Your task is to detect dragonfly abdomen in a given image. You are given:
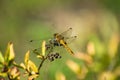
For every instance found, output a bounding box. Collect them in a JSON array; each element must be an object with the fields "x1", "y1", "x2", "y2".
[{"x1": 60, "y1": 40, "x2": 74, "y2": 55}]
